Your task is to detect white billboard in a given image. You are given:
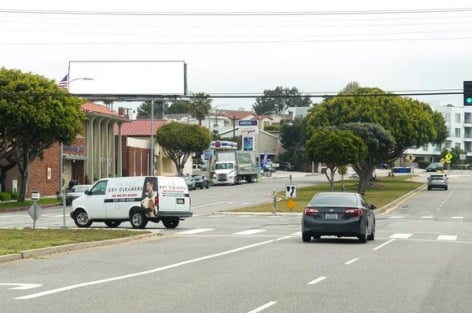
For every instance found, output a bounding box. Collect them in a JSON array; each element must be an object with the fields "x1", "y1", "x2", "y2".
[{"x1": 67, "y1": 60, "x2": 187, "y2": 99}]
